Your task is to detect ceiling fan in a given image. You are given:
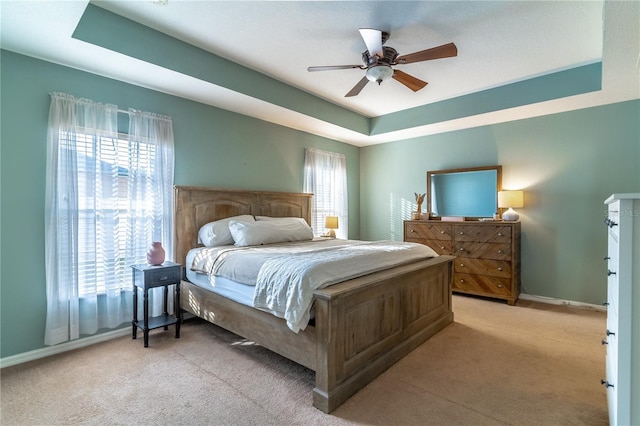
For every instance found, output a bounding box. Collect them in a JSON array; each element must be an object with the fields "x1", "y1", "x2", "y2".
[{"x1": 308, "y1": 28, "x2": 457, "y2": 97}]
